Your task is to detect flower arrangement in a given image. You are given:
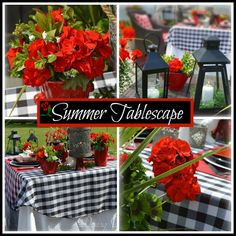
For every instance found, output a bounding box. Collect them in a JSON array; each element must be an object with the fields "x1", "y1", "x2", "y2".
[
  {"x1": 34, "y1": 145, "x2": 60, "y2": 163},
  {"x1": 119, "y1": 127, "x2": 228, "y2": 231},
  {"x1": 162, "y1": 52, "x2": 194, "y2": 76},
  {"x1": 119, "y1": 21, "x2": 143, "y2": 95},
  {"x1": 7, "y1": 6, "x2": 112, "y2": 92},
  {"x1": 45, "y1": 127, "x2": 68, "y2": 144},
  {"x1": 18, "y1": 140, "x2": 37, "y2": 153},
  {"x1": 162, "y1": 52, "x2": 195, "y2": 91},
  {"x1": 90, "y1": 132, "x2": 115, "y2": 151}
]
